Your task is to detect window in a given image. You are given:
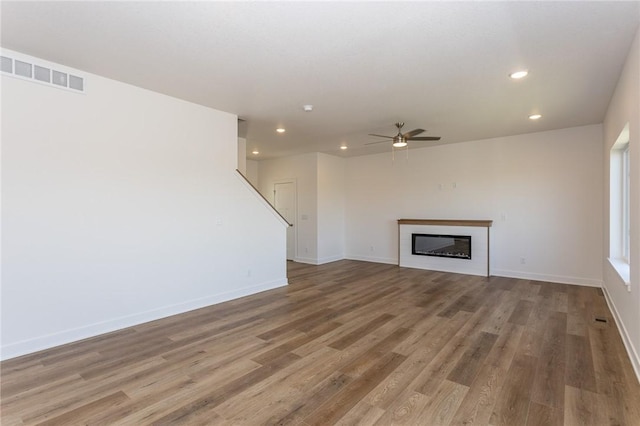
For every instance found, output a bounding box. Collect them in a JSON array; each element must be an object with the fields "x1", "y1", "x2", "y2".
[
  {"x1": 609, "y1": 123, "x2": 630, "y2": 287},
  {"x1": 622, "y1": 144, "x2": 630, "y2": 262}
]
